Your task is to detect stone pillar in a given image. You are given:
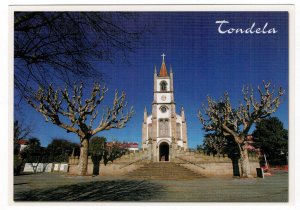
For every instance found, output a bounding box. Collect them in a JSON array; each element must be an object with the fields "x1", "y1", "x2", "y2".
[
  {"x1": 142, "y1": 107, "x2": 148, "y2": 150},
  {"x1": 170, "y1": 68, "x2": 174, "y2": 102},
  {"x1": 170, "y1": 67, "x2": 176, "y2": 145},
  {"x1": 142, "y1": 123, "x2": 147, "y2": 149},
  {"x1": 182, "y1": 122, "x2": 187, "y2": 150},
  {"x1": 151, "y1": 104, "x2": 157, "y2": 137},
  {"x1": 181, "y1": 107, "x2": 188, "y2": 151},
  {"x1": 152, "y1": 142, "x2": 158, "y2": 162},
  {"x1": 153, "y1": 67, "x2": 157, "y2": 103},
  {"x1": 170, "y1": 103, "x2": 177, "y2": 144},
  {"x1": 170, "y1": 141, "x2": 177, "y2": 161},
  {"x1": 147, "y1": 140, "x2": 152, "y2": 160},
  {"x1": 151, "y1": 104, "x2": 157, "y2": 162}
]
